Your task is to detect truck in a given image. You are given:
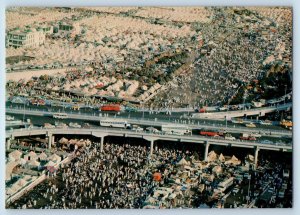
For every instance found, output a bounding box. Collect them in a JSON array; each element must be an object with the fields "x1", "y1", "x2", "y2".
[
  {"x1": 100, "y1": 104, "x2": 121, "y2": 112},
  {"x1": 280, "y1": 120, "x2": 292, "y2": 129},
  {"x1": 161, "y1": 124, "x2": 191, "y2": 135},
  {"x1": 200, "y1": 130, "x2": 219, "y2": 137}
]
